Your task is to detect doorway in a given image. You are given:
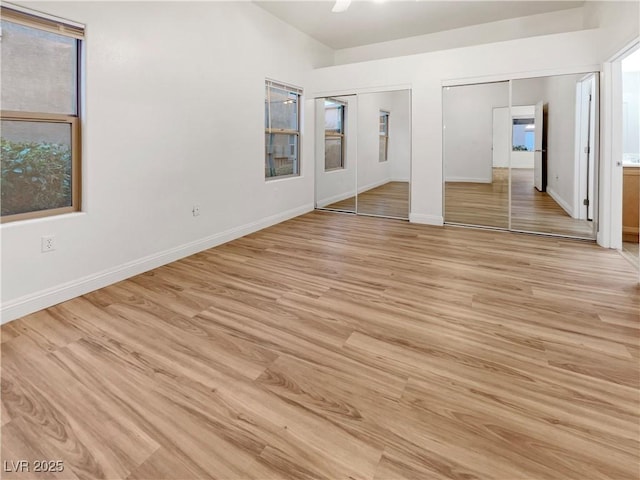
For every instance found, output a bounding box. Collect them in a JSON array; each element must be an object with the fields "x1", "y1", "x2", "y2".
[{"x1": 620, "y1": 48, "x2": 640, "y2": 267}]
